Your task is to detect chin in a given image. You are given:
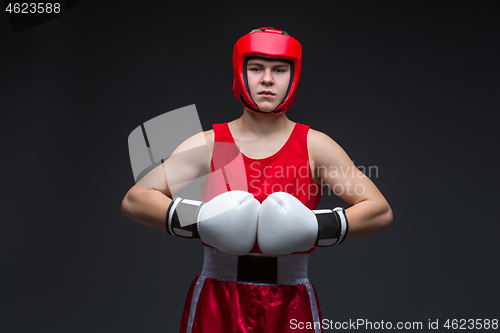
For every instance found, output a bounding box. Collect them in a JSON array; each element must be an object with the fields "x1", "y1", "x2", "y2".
[
  {"x1": 257, "y1": 108, "x2": 275, "y2": 113},
  {"x1": 255, "y1": 103, "x2": 279, "y2": 113}
]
